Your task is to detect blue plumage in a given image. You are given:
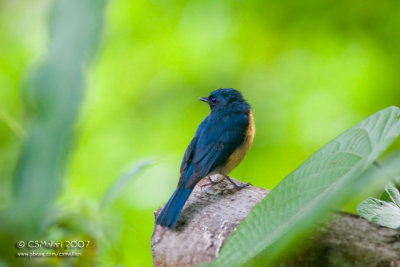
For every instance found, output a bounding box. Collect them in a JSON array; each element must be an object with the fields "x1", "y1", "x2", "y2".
[
  {"x1": 156, "y1": 88, "x2": 252, "y2": 228},
  {"x1": 155, "y1": 186, "x2": 192, "y2": 228}
]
